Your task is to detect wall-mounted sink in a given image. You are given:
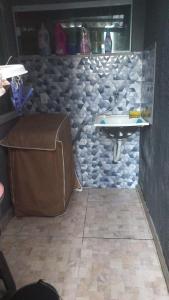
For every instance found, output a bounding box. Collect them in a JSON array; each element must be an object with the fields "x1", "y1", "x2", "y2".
[
  {"x1": 94, "y1": 114, "x2": 149, "y2": 163},
  {"x1": 94, "y1": 114, "x2": 149, "y2": 128}
]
